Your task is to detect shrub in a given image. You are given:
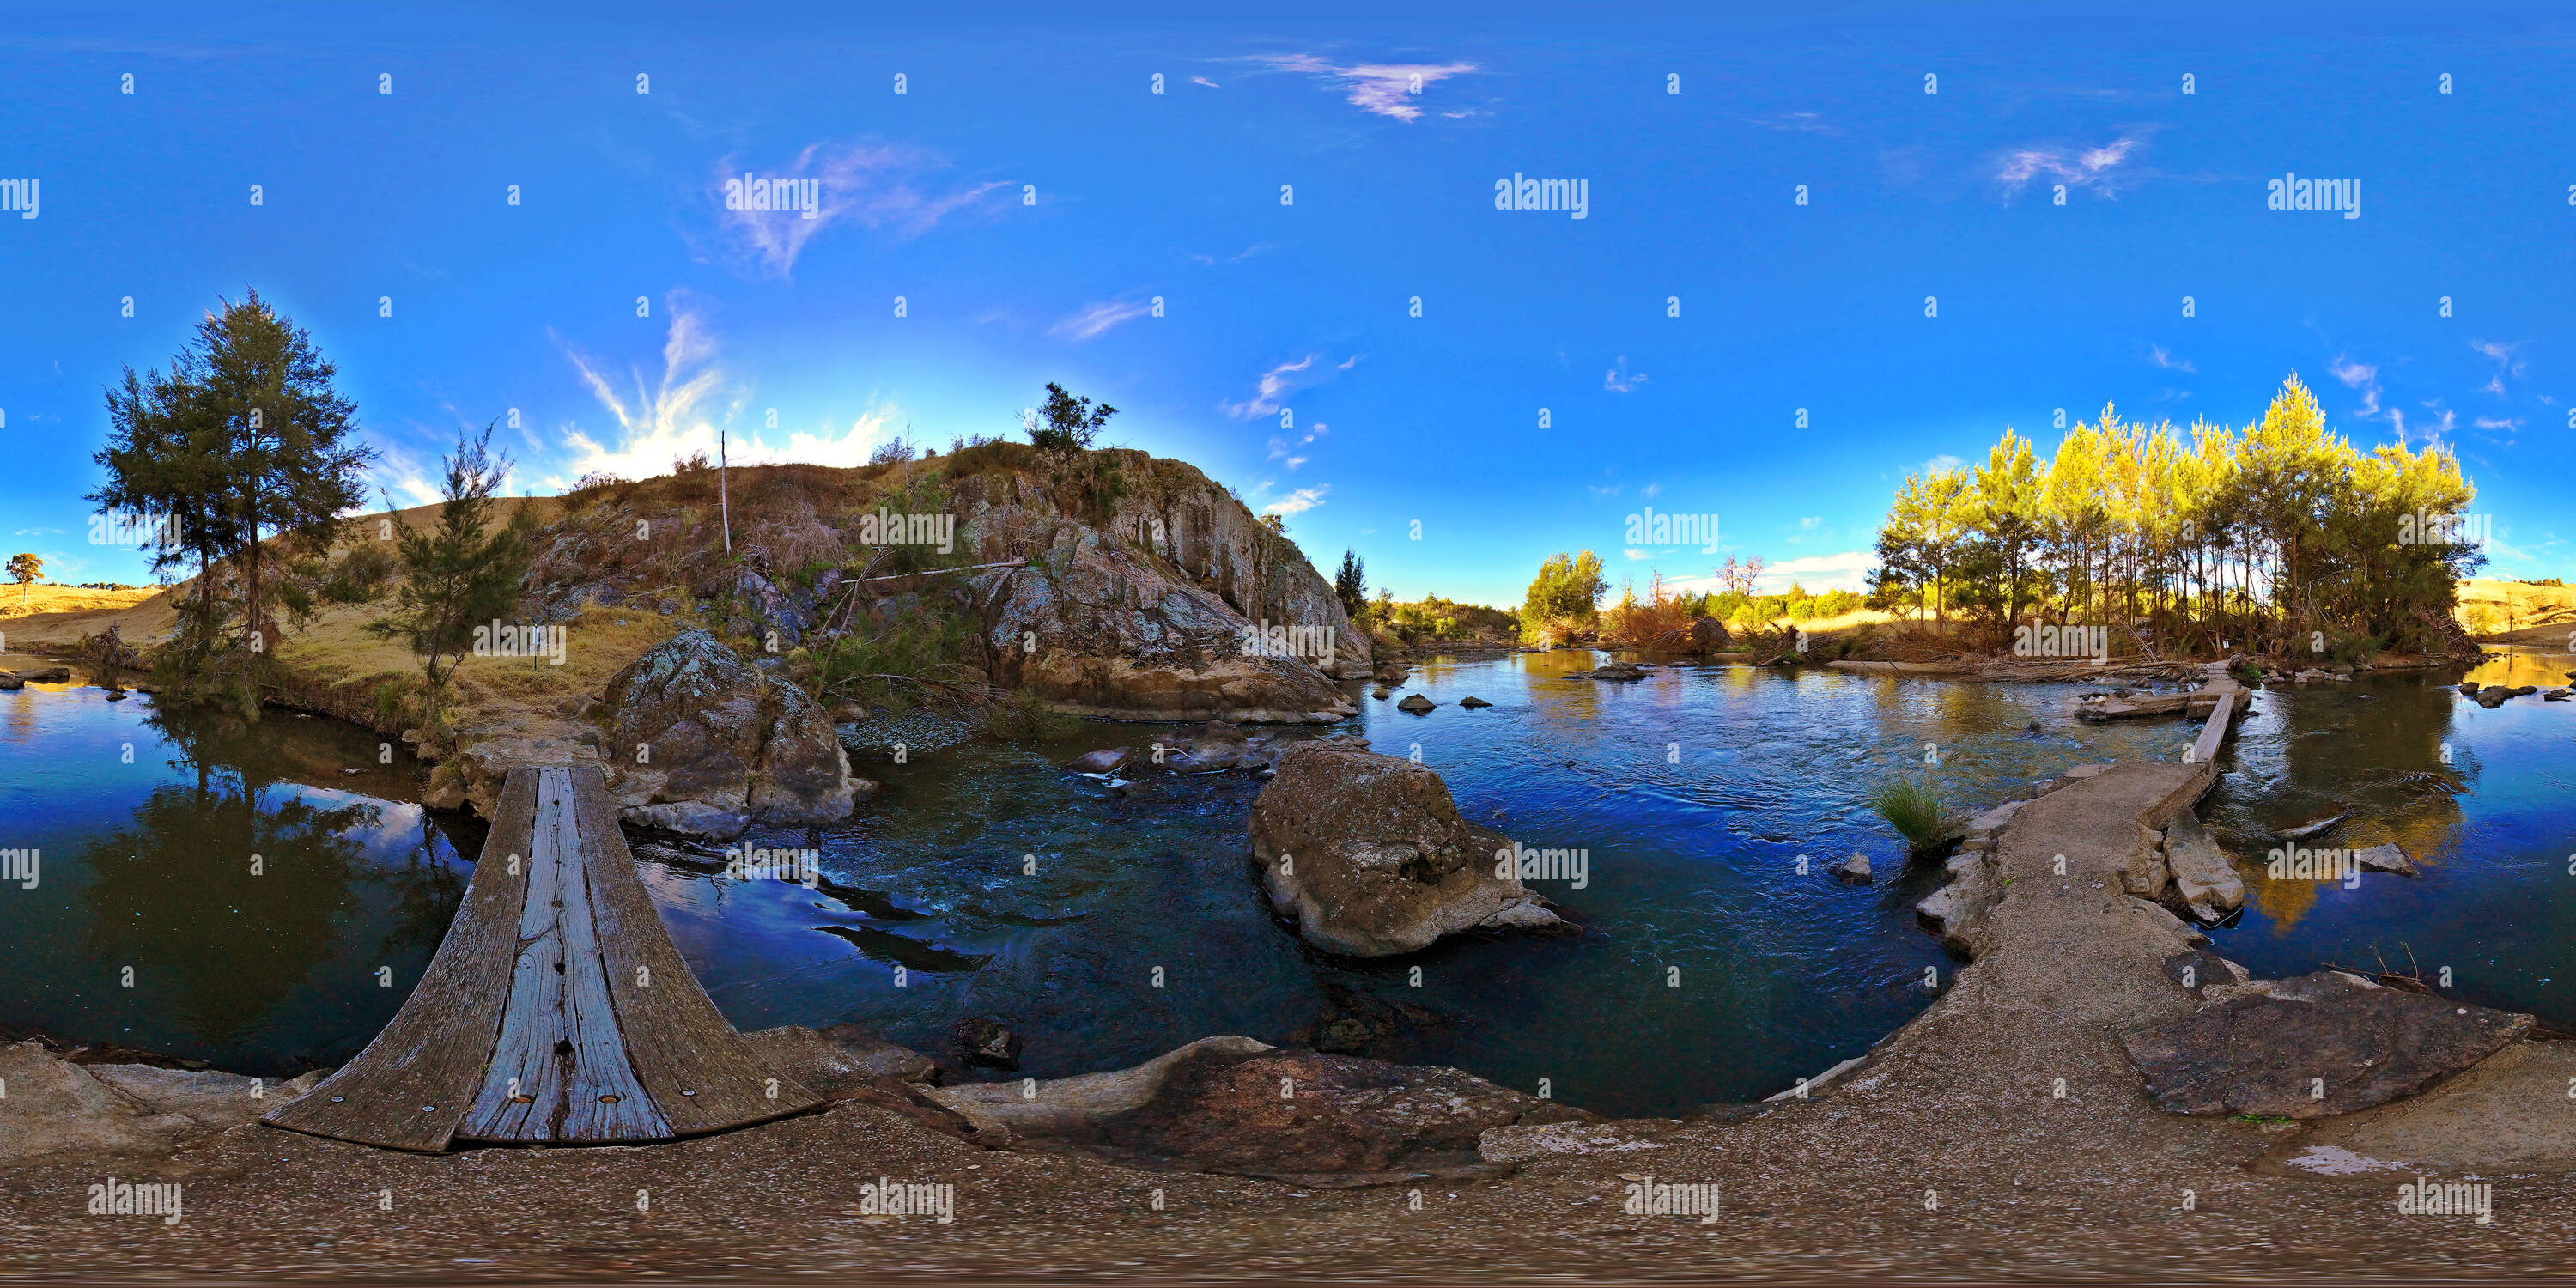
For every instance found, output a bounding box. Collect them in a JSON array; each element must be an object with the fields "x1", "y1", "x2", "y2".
[
  {"x1": 1871, "y1": 775, "x2": 1955, "y2": 851},
  {"x1": 323, "y1": 543, "x2": 398, "y2": 604},
  {"x1": 985, "y1": 686, "x2": 1078, "y2": 740}
]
